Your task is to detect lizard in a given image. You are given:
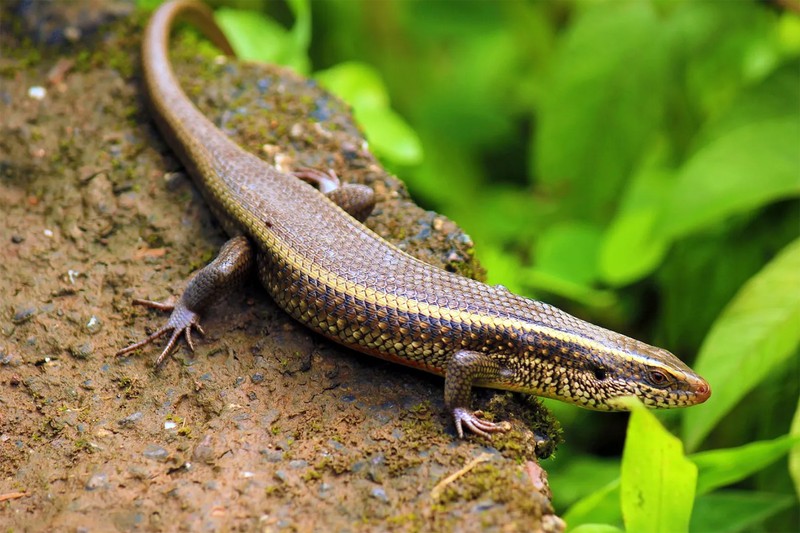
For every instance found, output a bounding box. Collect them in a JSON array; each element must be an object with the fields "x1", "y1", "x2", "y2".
[{"x1": 118, "y1": 0, "x2": 711, "y2": 438}]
